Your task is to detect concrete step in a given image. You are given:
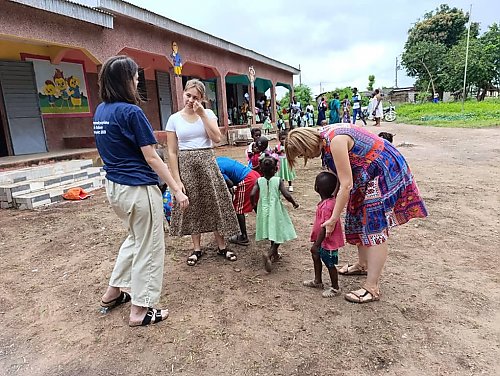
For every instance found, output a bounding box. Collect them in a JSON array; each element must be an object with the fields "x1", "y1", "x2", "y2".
[
  {"x1": 13, "y1": 175, "x2": 106, "y2": 210},
  {"x1": 0, "y1": 167, "x2": 104, "y2": 207},
  {"x1": 0, "y1": 159, "x2": 94, "y2": 184}
]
